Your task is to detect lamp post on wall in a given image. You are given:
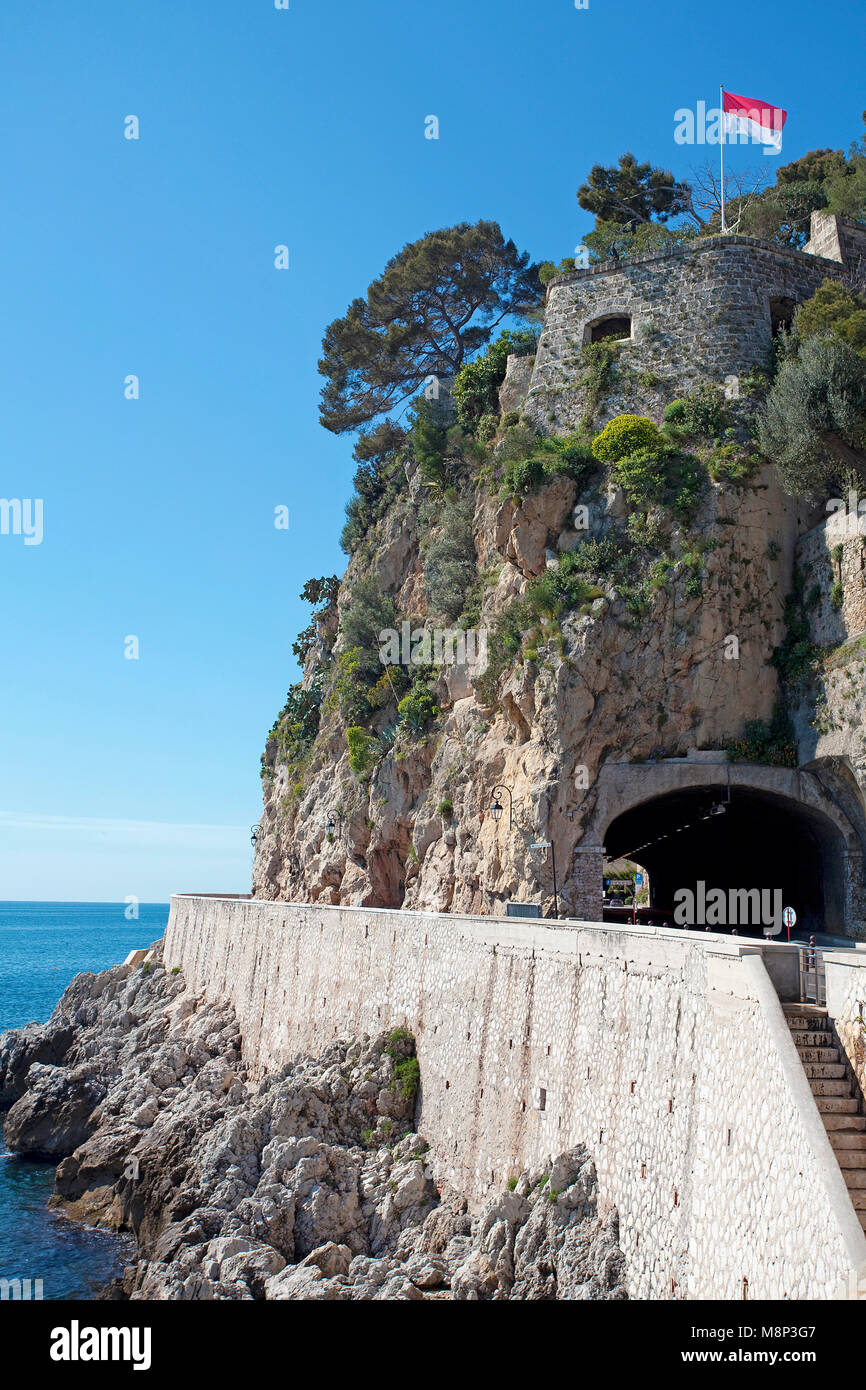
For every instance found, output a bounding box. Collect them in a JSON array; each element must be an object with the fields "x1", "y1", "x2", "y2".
[
  {"x1": 325, "y1": 811, "x2": 347, "y2": 843},
  {"x1": 490, "y1": 784, "x2": 514, "y2": 831}
]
